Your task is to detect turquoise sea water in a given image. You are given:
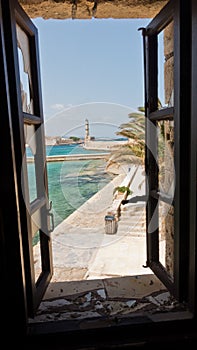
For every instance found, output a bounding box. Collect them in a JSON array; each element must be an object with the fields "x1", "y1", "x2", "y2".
[
  {"x1": 27, "y1": 144, "x2": 114, "y2": 227},
  {"x1": 45, "y1": 143, "x2": 107, "y2": 156}
]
